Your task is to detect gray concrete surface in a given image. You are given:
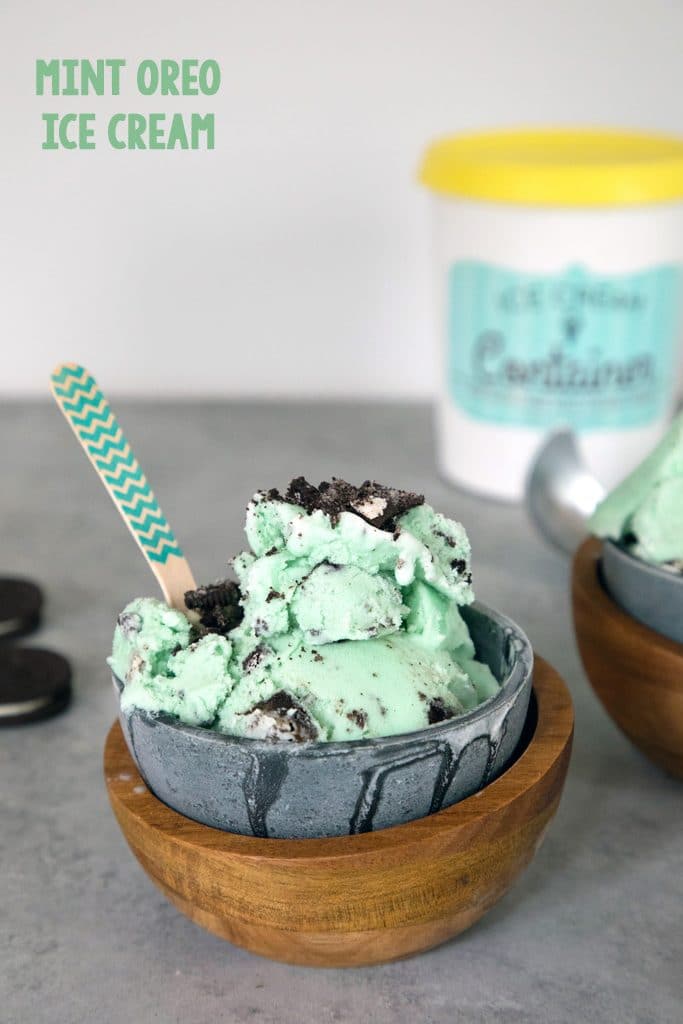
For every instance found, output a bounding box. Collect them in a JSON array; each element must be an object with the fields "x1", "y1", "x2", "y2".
[{"x1": 2, "y1": 401, "x2": 681, "y2": 1024}]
